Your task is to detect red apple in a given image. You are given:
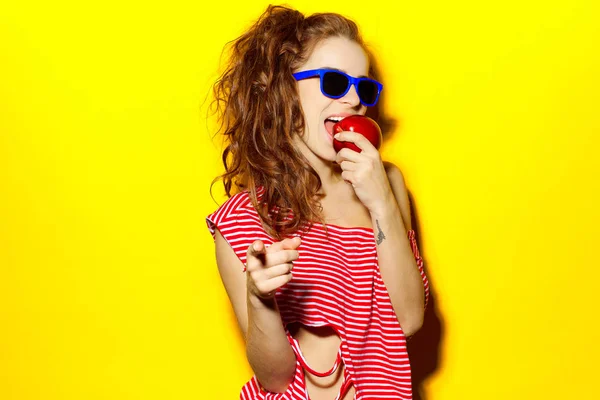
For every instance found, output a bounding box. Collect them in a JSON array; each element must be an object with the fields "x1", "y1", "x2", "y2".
[{"x1": 333, "y1": 115, "x2": 382, "y2": 153}]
